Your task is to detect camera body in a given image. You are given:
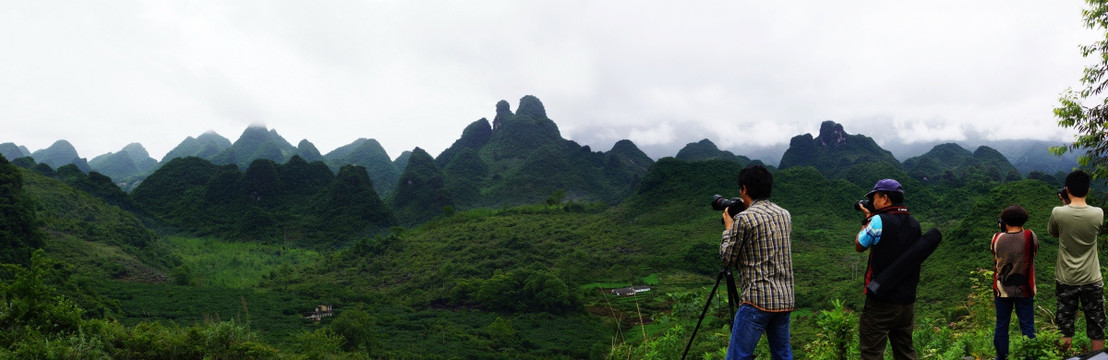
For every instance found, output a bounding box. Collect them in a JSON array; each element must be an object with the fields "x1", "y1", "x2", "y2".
[
  {"x1": 1058, "y1": 187, "x2": 1070, "y2": 204},
  {"x1": 854, "y1": 199, "x2": 875, "y2": 213},
  {"x1": 712, "y1": 195, "x2": 746, "y2": 219}
]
